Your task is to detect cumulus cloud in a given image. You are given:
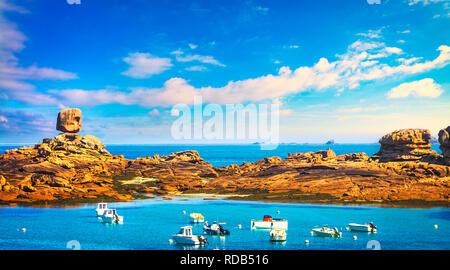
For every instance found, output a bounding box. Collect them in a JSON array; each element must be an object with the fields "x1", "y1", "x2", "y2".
[
  {"x1": 387, "y1": 78, "x2": 443, "y2": 98},
  {"x1": 148, "y1": 109, "x2": 160, "y2": 117},
  {"x1": 0, "y1": 109, "x2": 53, "y2": 137},
  {"x1": 0, "y1": 1, "x2": 77, "y2": 104},
  {"x1": 121, "y1": 52, "x2": 172, "y2": 78},
  {"x1": 5, "y1": 29, "x2": 450, "y2": 108},
  {"x1": 171, "y1": 50, "x2": 225, "y2": 67},
  {"x1": 407, "y1": 0, "x2": 445, "y2": 5}
]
